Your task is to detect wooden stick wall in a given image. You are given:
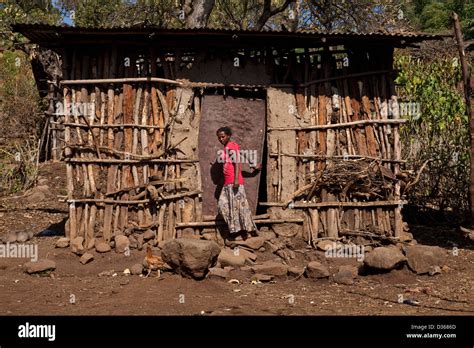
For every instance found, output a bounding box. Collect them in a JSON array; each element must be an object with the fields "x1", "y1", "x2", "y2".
[
  {"x1": 266, "y1": 71, "x2": 404, "y2": 244},
  {"x1": 59, "y1": 47, "x2": 202, "y2": 246}
]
